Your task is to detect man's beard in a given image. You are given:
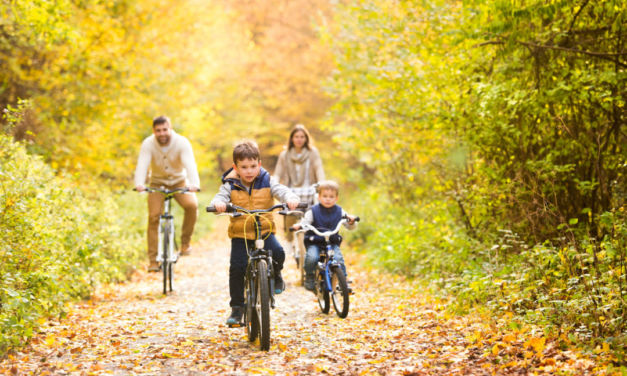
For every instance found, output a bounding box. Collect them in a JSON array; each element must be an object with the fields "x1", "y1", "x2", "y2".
[{"x1": 157, "y1": 135, "x2": 170, "y2": 145}]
